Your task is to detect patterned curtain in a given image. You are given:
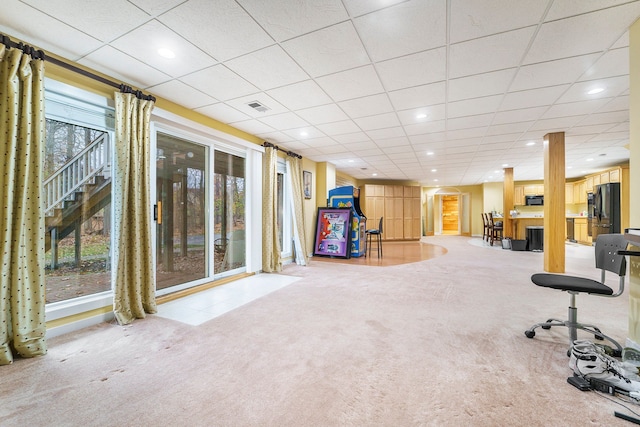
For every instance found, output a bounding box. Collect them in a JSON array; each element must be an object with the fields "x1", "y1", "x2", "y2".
[
  {"x1": 262, "y1": 146, "x2": 282, "y2": 272},
  {"x1": 0, "y1": 46, "x2": 47, "y2": 365},
  {"x1": 112, "y1": 91, "x2": 156, "y2": 325},
  {"x1": 286, "y1": 156, "x2": 309, "y2": 265}
]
